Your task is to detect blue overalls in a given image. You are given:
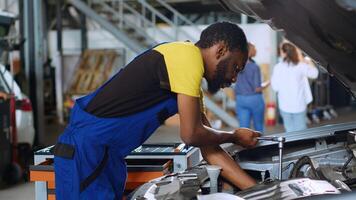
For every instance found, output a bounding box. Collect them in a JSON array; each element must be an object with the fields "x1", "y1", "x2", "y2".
[{"x1": 54, "y1": 70, "x2": 178, "y2": 199}]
